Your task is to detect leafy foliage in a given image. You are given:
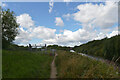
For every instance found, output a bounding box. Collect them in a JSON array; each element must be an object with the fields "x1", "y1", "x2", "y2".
[
  {"x1": 73, "y1": 35, "x2": 120, "y2": 64},
  {"x1": 2, "y1": 9, "x2": 19, "y2": 49}
]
